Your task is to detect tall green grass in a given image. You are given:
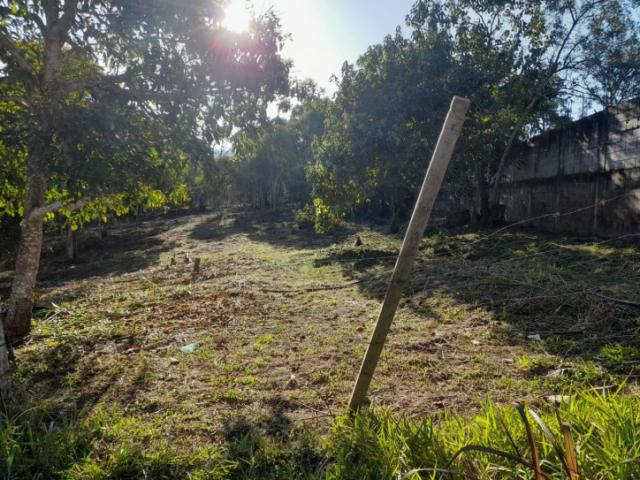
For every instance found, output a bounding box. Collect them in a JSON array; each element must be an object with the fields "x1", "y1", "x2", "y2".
[
  {"x1": 2, "y1": 388, "x2": 639, "y2": 479},
  {"x1": 329, "y1": 388, "x2": 640, "y2": 479}
]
